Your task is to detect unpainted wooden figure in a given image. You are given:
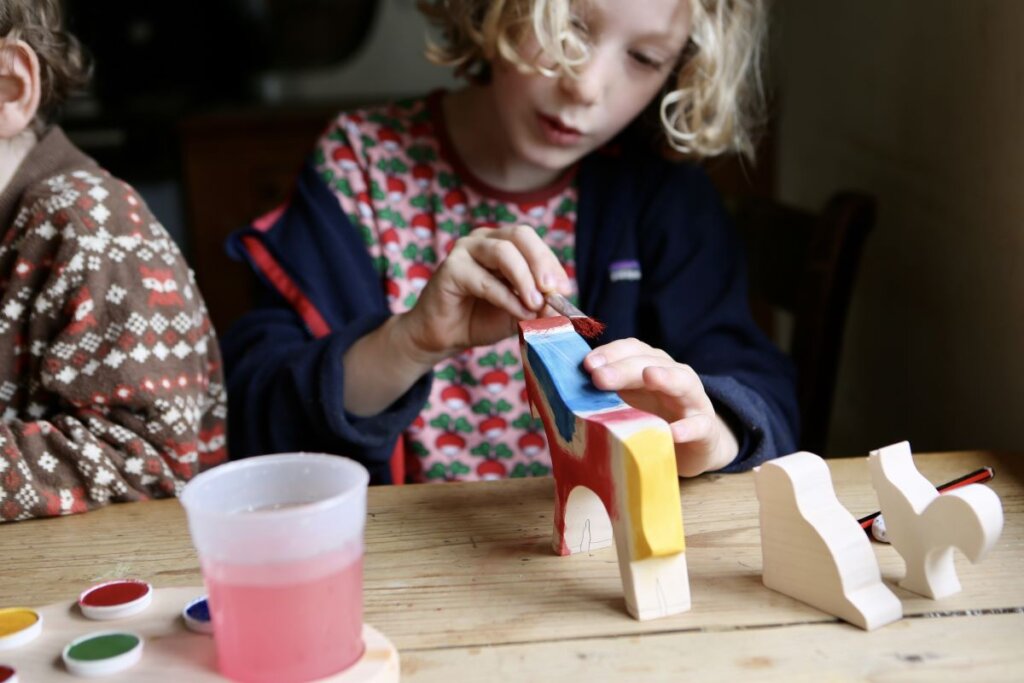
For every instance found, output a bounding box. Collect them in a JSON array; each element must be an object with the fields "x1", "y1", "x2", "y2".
[
  {"x1": 755, "y1": 451, "x2": 902, "y2": 630},
  {"x1": 869, "y1": 441, "x2": 1003, "y2": 600}
]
